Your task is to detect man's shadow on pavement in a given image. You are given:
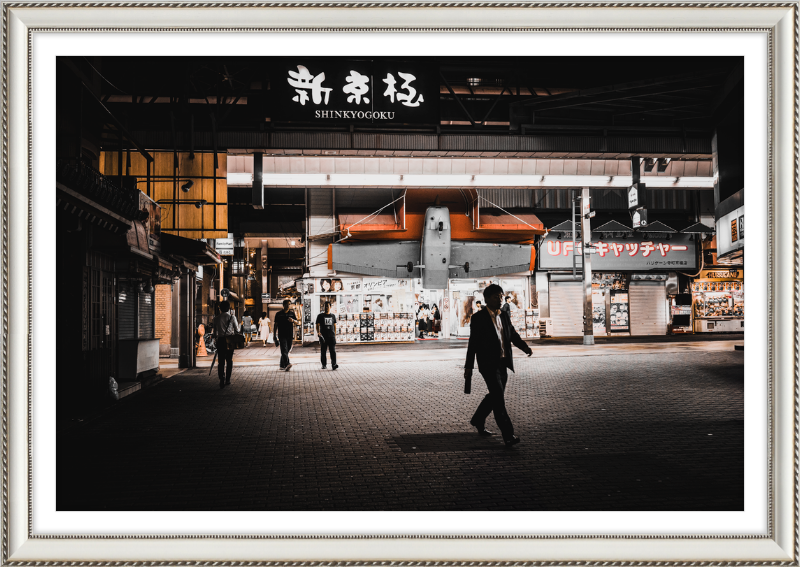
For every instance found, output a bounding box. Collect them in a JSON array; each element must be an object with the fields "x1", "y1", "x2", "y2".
[{"x1": 388, "y1": 432, "x2": 508, "y2": 453}]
